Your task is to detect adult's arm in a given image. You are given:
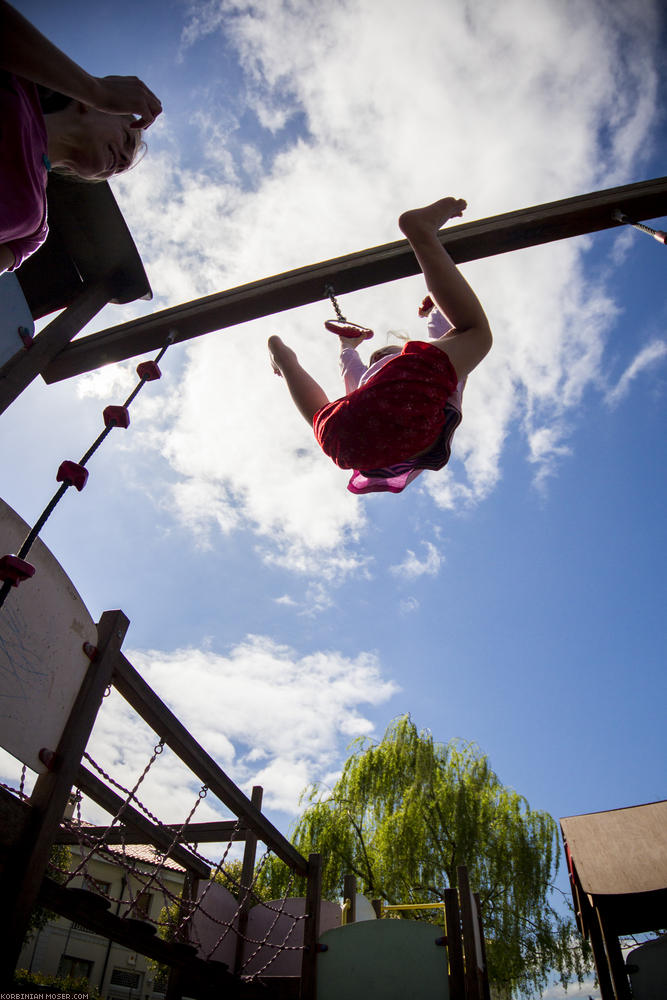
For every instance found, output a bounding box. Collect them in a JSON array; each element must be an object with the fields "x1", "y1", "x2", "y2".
[{"x1": 0, "y1": 1, "x2": 162, "y2": 127}]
